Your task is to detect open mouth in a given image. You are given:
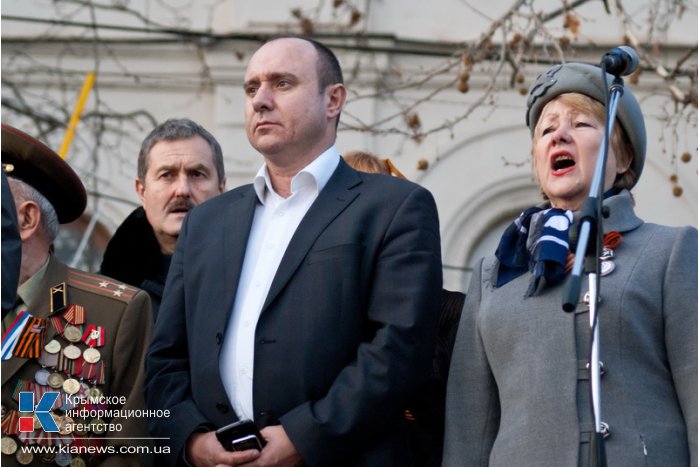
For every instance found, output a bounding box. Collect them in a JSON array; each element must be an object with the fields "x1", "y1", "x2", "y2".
[{"x1": 551, "y1": 154, "x2": 575, "y2": 172}]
